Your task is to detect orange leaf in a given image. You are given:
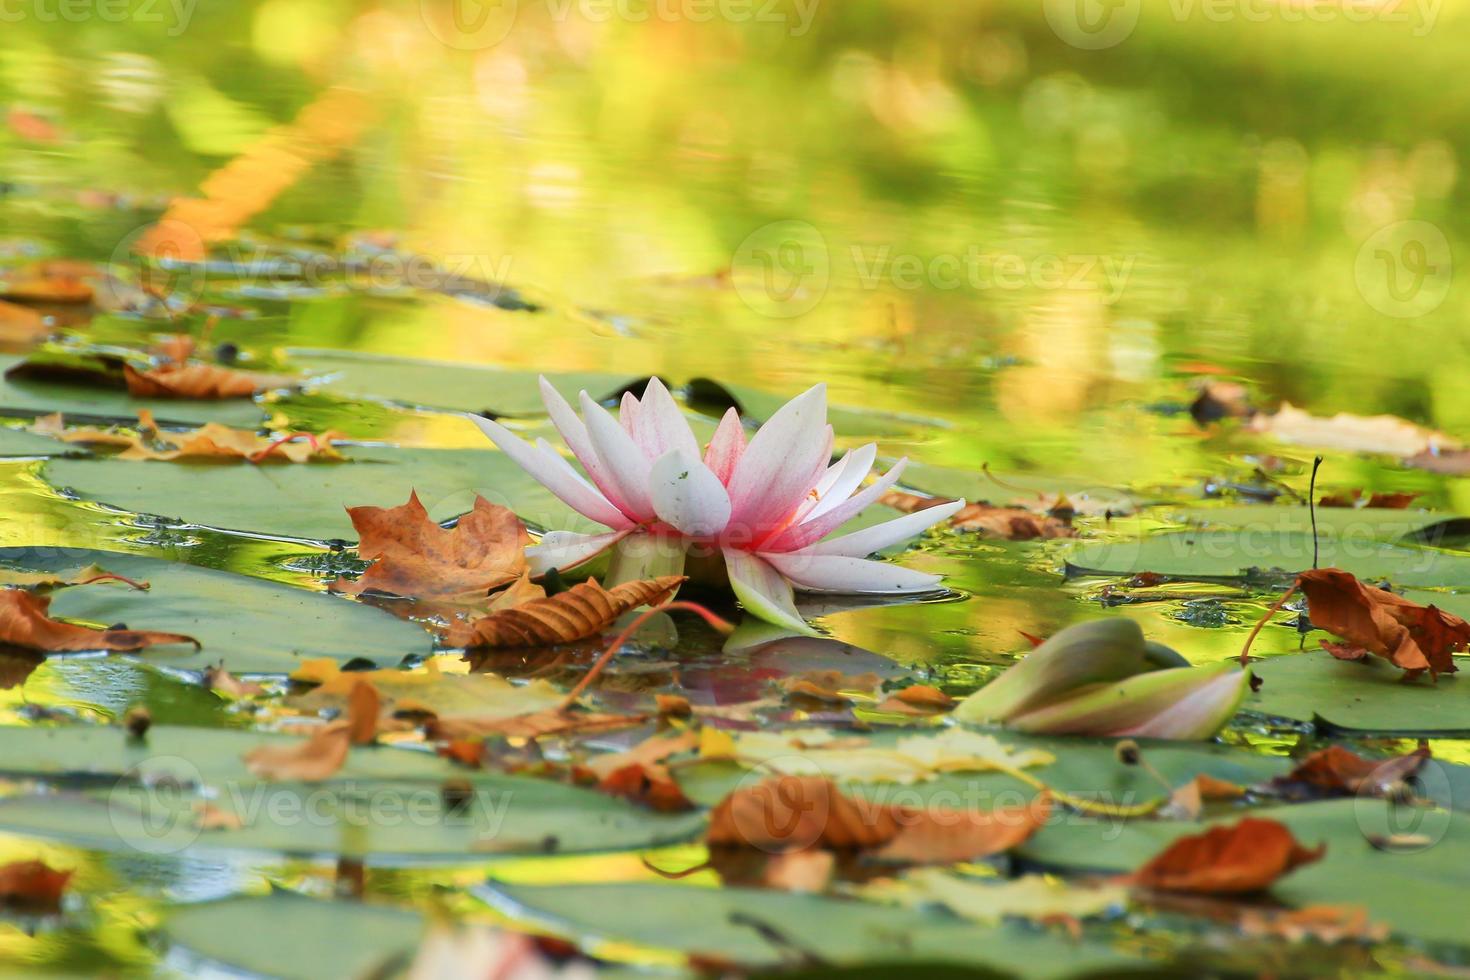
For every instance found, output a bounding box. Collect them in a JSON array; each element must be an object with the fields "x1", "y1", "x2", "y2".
[
  {"x1": 0, "y1": 860, "x2": 72, "y2": 912},
  {"x1": 1239, "y1": 904, "x2": 1388, "y2": 945},
  {"x1": 446, "y1": 576, "x2": 686, "y2": 648},
  {"x1": 0, "y1": 299, "x2": 47, "y2": 345},
  {"x1": 874, "y1": 684, "x2": 955, "y2": 715},
  {"x1": 123, "y1": 362, "x2": 288, "y2": 399},
  {"x1": 243, "y1": 721, "x2": 351, "y2": 781},
  {"x1": 779, "y1": 670, "x2": 881, "y2": 703},
  {"x1": 1129, "y1": 817, "x2": 1324, "y2": 894},
  {"x1": 870, "y1": 794, "x2": 1051, "y2": 864},
  {"x1": 596, "y1": 763, "x2": 695, "y2": 812},
  {"x1": 334, "y1": 493, "x2": 529, "y2": 605},
  {"x1": 877, "y1": 490, "x2": 958, "y2": 514},
  {"x1": 1273, "y1": 745, "x2": 1428, "y2": 798},
  {"x1": 0, "y1": 588, "x2": 198, "y2": 653},
  {"x1": 0, "y1": 265, "x2": 93, "y2": 303},
  {"x1": 427, "y1": 709, "x2": 647, "y2": 741},
  {"x1": 951, "y1": 503, "x2": 1075, "y2": 539},
  {"x1": 346, "y1": 679, "x2": 380, "y2": 745},
  {"x1": 33, "y1": 412, "x2": 342, "y2": 464},
  {"x1": 1299, "y1": 567, "x2": 1467, "y2": 679}
]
